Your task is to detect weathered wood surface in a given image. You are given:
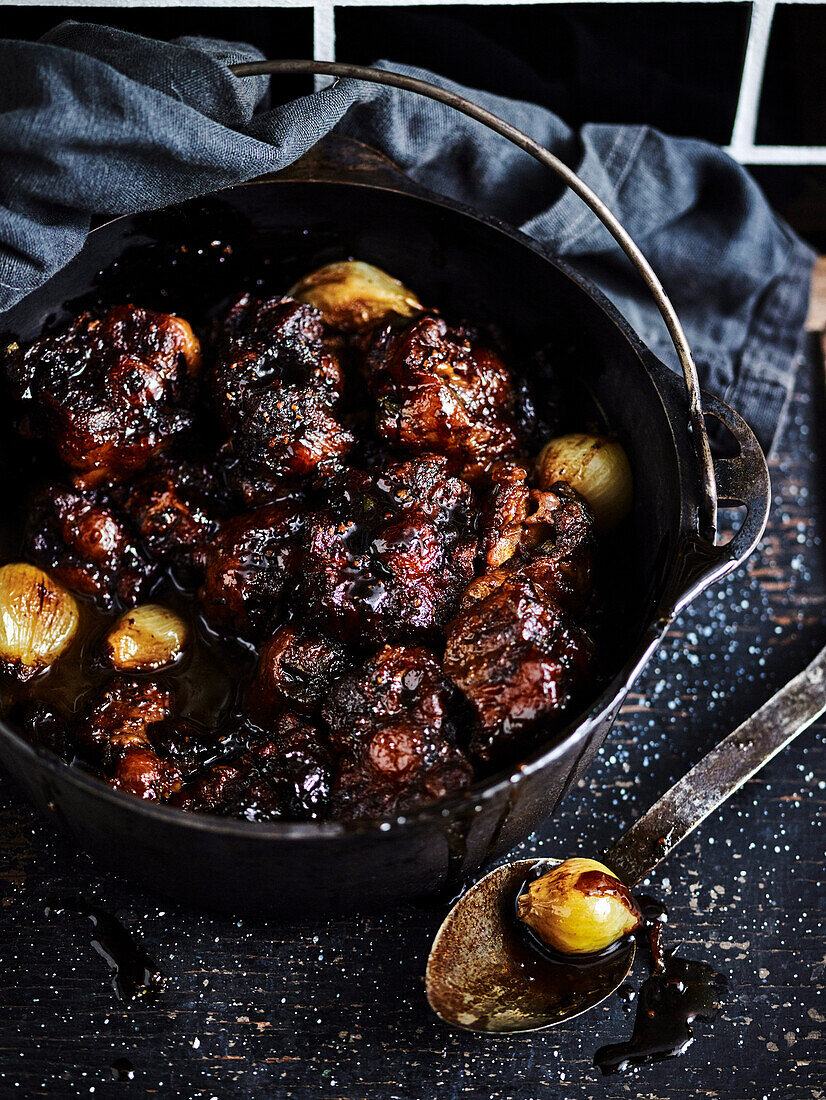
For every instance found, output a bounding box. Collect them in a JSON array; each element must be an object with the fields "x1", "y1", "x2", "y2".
[
  {"x1": 806, "y1": 256, "x2": 826, "y2": 331},
  {"x1": 0, "y1": 338, "x2": 824, "y2": 1099}
]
